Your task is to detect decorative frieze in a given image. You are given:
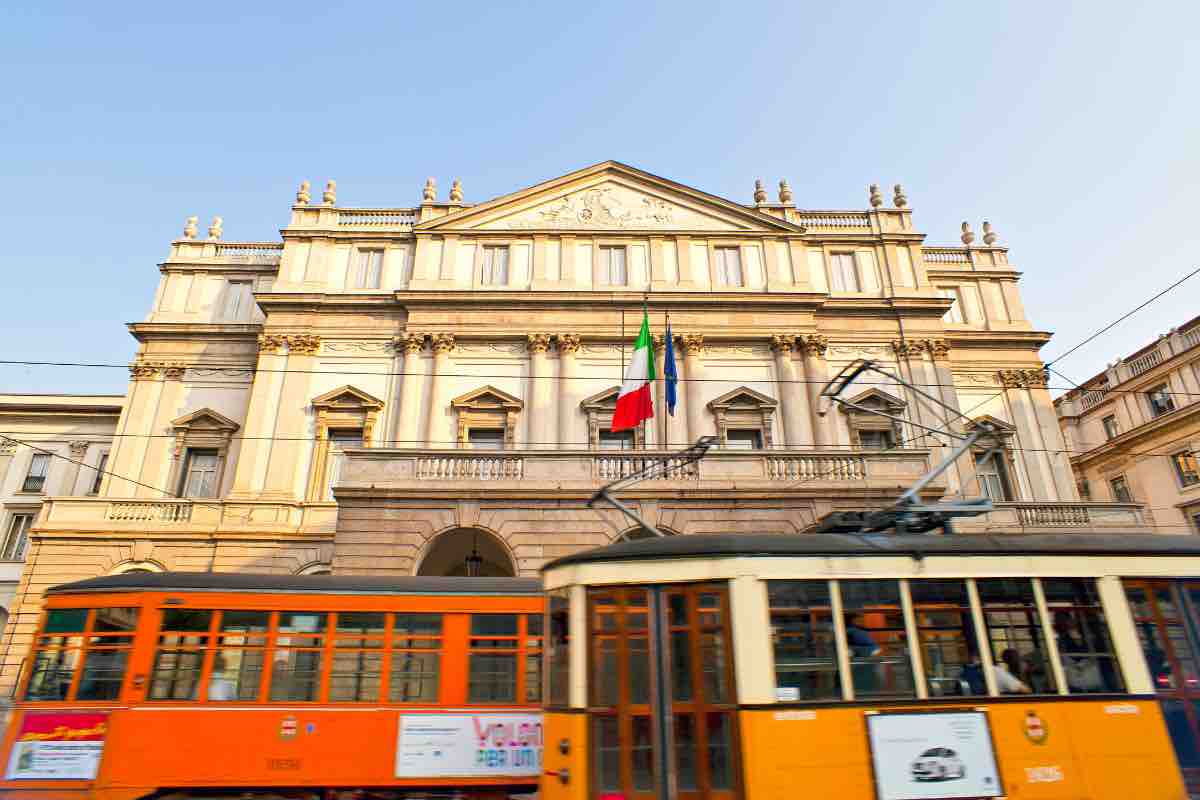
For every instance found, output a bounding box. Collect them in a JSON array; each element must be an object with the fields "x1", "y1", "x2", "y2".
[
  {"x1": 323, "y1": 340, "x2": 394, "y2": 353},
  {"x1": 997, "y1": 368, "x2": 1049, "y2": 389}
]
